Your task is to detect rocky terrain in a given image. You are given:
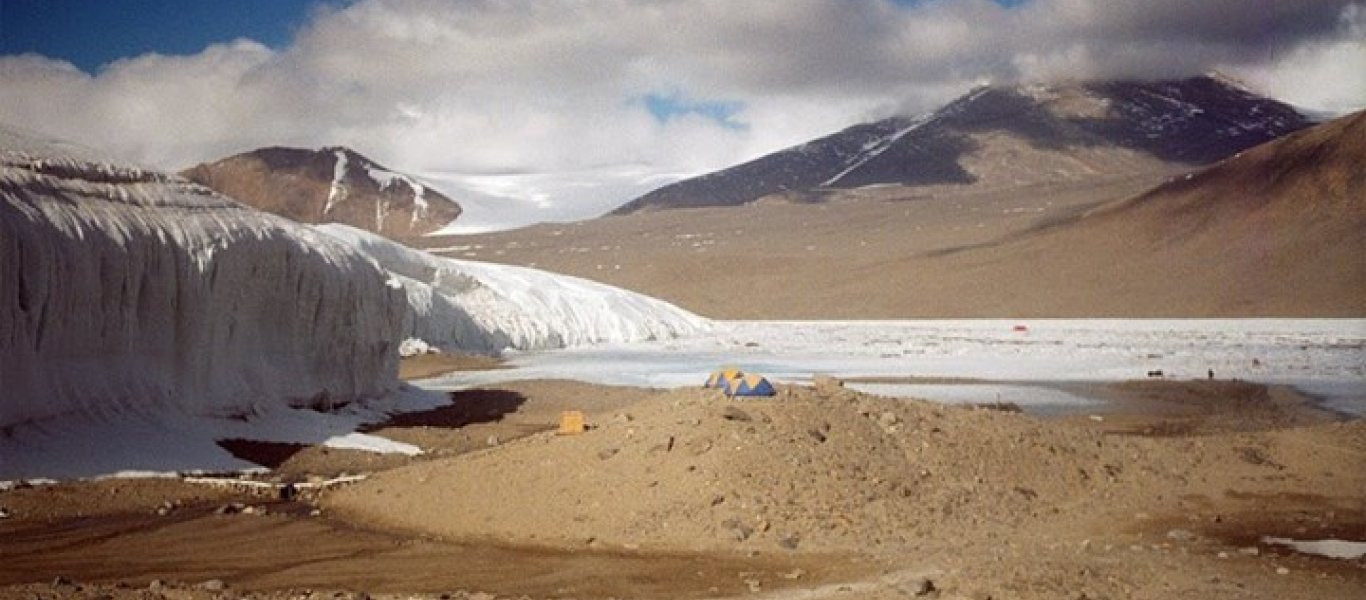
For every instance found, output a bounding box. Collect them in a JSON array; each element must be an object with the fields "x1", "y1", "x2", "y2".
[
  {"x1": 3, "y1": 377, "x2": 1362, "y2": 599},
  {"x1": 183, "y1": 146, "x2": 462, "y2": 239},
  {"x1": 613, "y1": 75, "x2": 1307, "y2": 214}
]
